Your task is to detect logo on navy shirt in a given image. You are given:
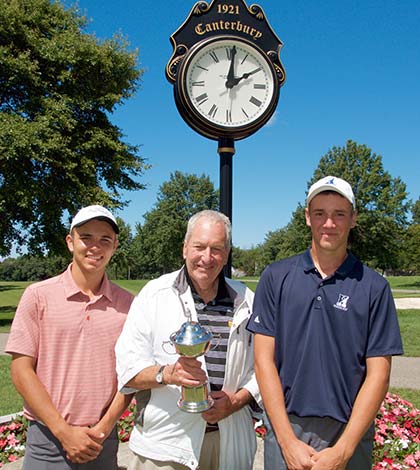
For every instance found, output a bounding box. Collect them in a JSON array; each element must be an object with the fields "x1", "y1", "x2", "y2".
[{"x1": 334, "y1": 294, "x2": 350, "y2": 311}]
